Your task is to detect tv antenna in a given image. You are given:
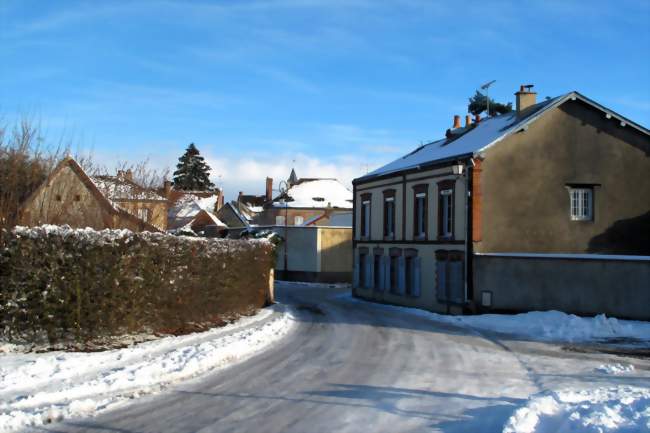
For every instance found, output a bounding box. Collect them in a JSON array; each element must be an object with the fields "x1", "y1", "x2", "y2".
[{"x1": 480, "y1": 80, "x2": 496, "y2": 117}]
